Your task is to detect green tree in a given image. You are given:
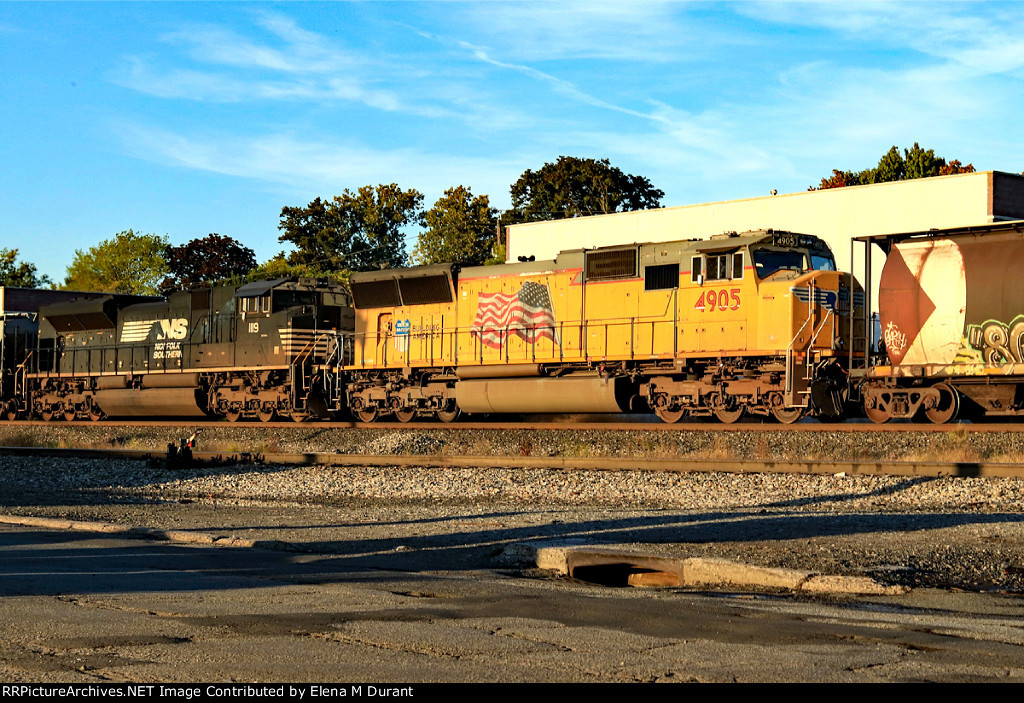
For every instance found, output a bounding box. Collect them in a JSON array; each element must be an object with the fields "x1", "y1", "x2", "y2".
[
  {"x1": 248, "y1": 252, "x2": 303, "y2": 280},
  {"x1": 0, "y1": 249, "x2": 51, "y2": 288},
  {"x1": 279, "y1": 184, "x2": 423, "y2": 272},
  {"x1": 412, "y1": 186, "x2": 499, "y2": 266},
  {"x1": 811, "y1": 143, "x2": 976, "y2": 190},
  {"x1": 872, "y1": 145, "x2": 906, "y2": 183},
  {"x1": 903, "y1": 143, "x2": 945, "y2": 180},
  {"x1": 505, "y1": 156, "x2": 664, "y2": 224},
  {"x1": 63, "y1": 230, "x2": 169, "y2": 295},
  {"x1": 276, "y1": 197, "x2": 338, "y2": 271},
  {"x1": 484, "y1": 242, "x2": 506, "y2": 266},
  {"x1": 162, "y1": 234, "x2": 257, "y2": 291},
  {"x1": 243, "y1": 252, "x2": 348, "y2": 285}
]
